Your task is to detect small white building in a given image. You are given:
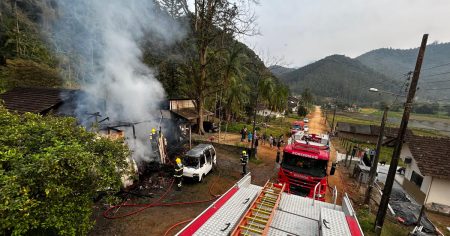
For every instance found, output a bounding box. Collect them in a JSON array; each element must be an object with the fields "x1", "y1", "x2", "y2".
[
  {"x1": 400, "y1": 135, "x2": 450, "y2": 208},
  {"x1": 257, "y1": 108, "x2": 285, "y2": 118}
]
